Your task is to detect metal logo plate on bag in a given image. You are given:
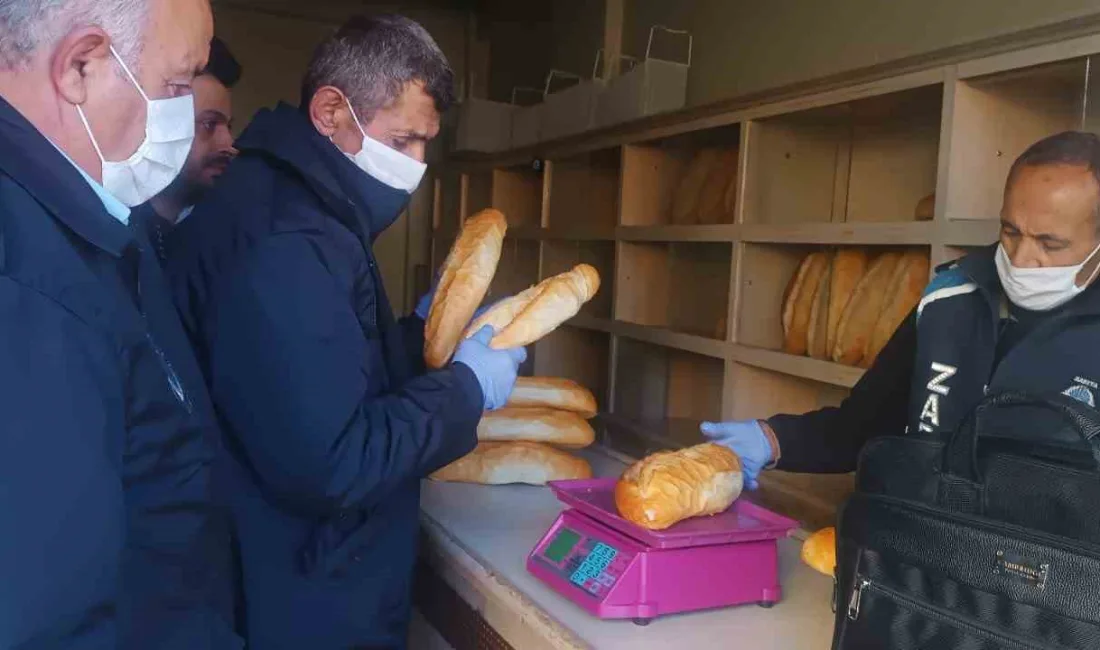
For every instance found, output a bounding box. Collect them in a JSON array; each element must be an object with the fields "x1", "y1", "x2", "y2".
[{"x1": 993, "y1": 550, "x2": 1049, "y2": 590}]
